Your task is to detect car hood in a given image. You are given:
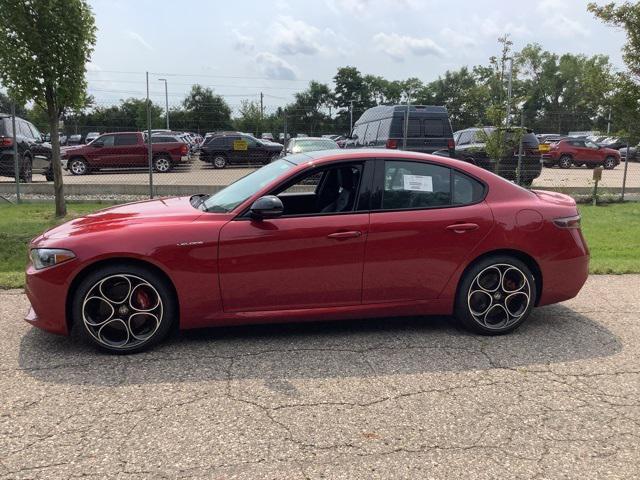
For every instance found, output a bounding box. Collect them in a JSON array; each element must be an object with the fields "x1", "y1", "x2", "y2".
[{"x1": 34, "y1": 196, "x2": 205, "y2": 242}]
